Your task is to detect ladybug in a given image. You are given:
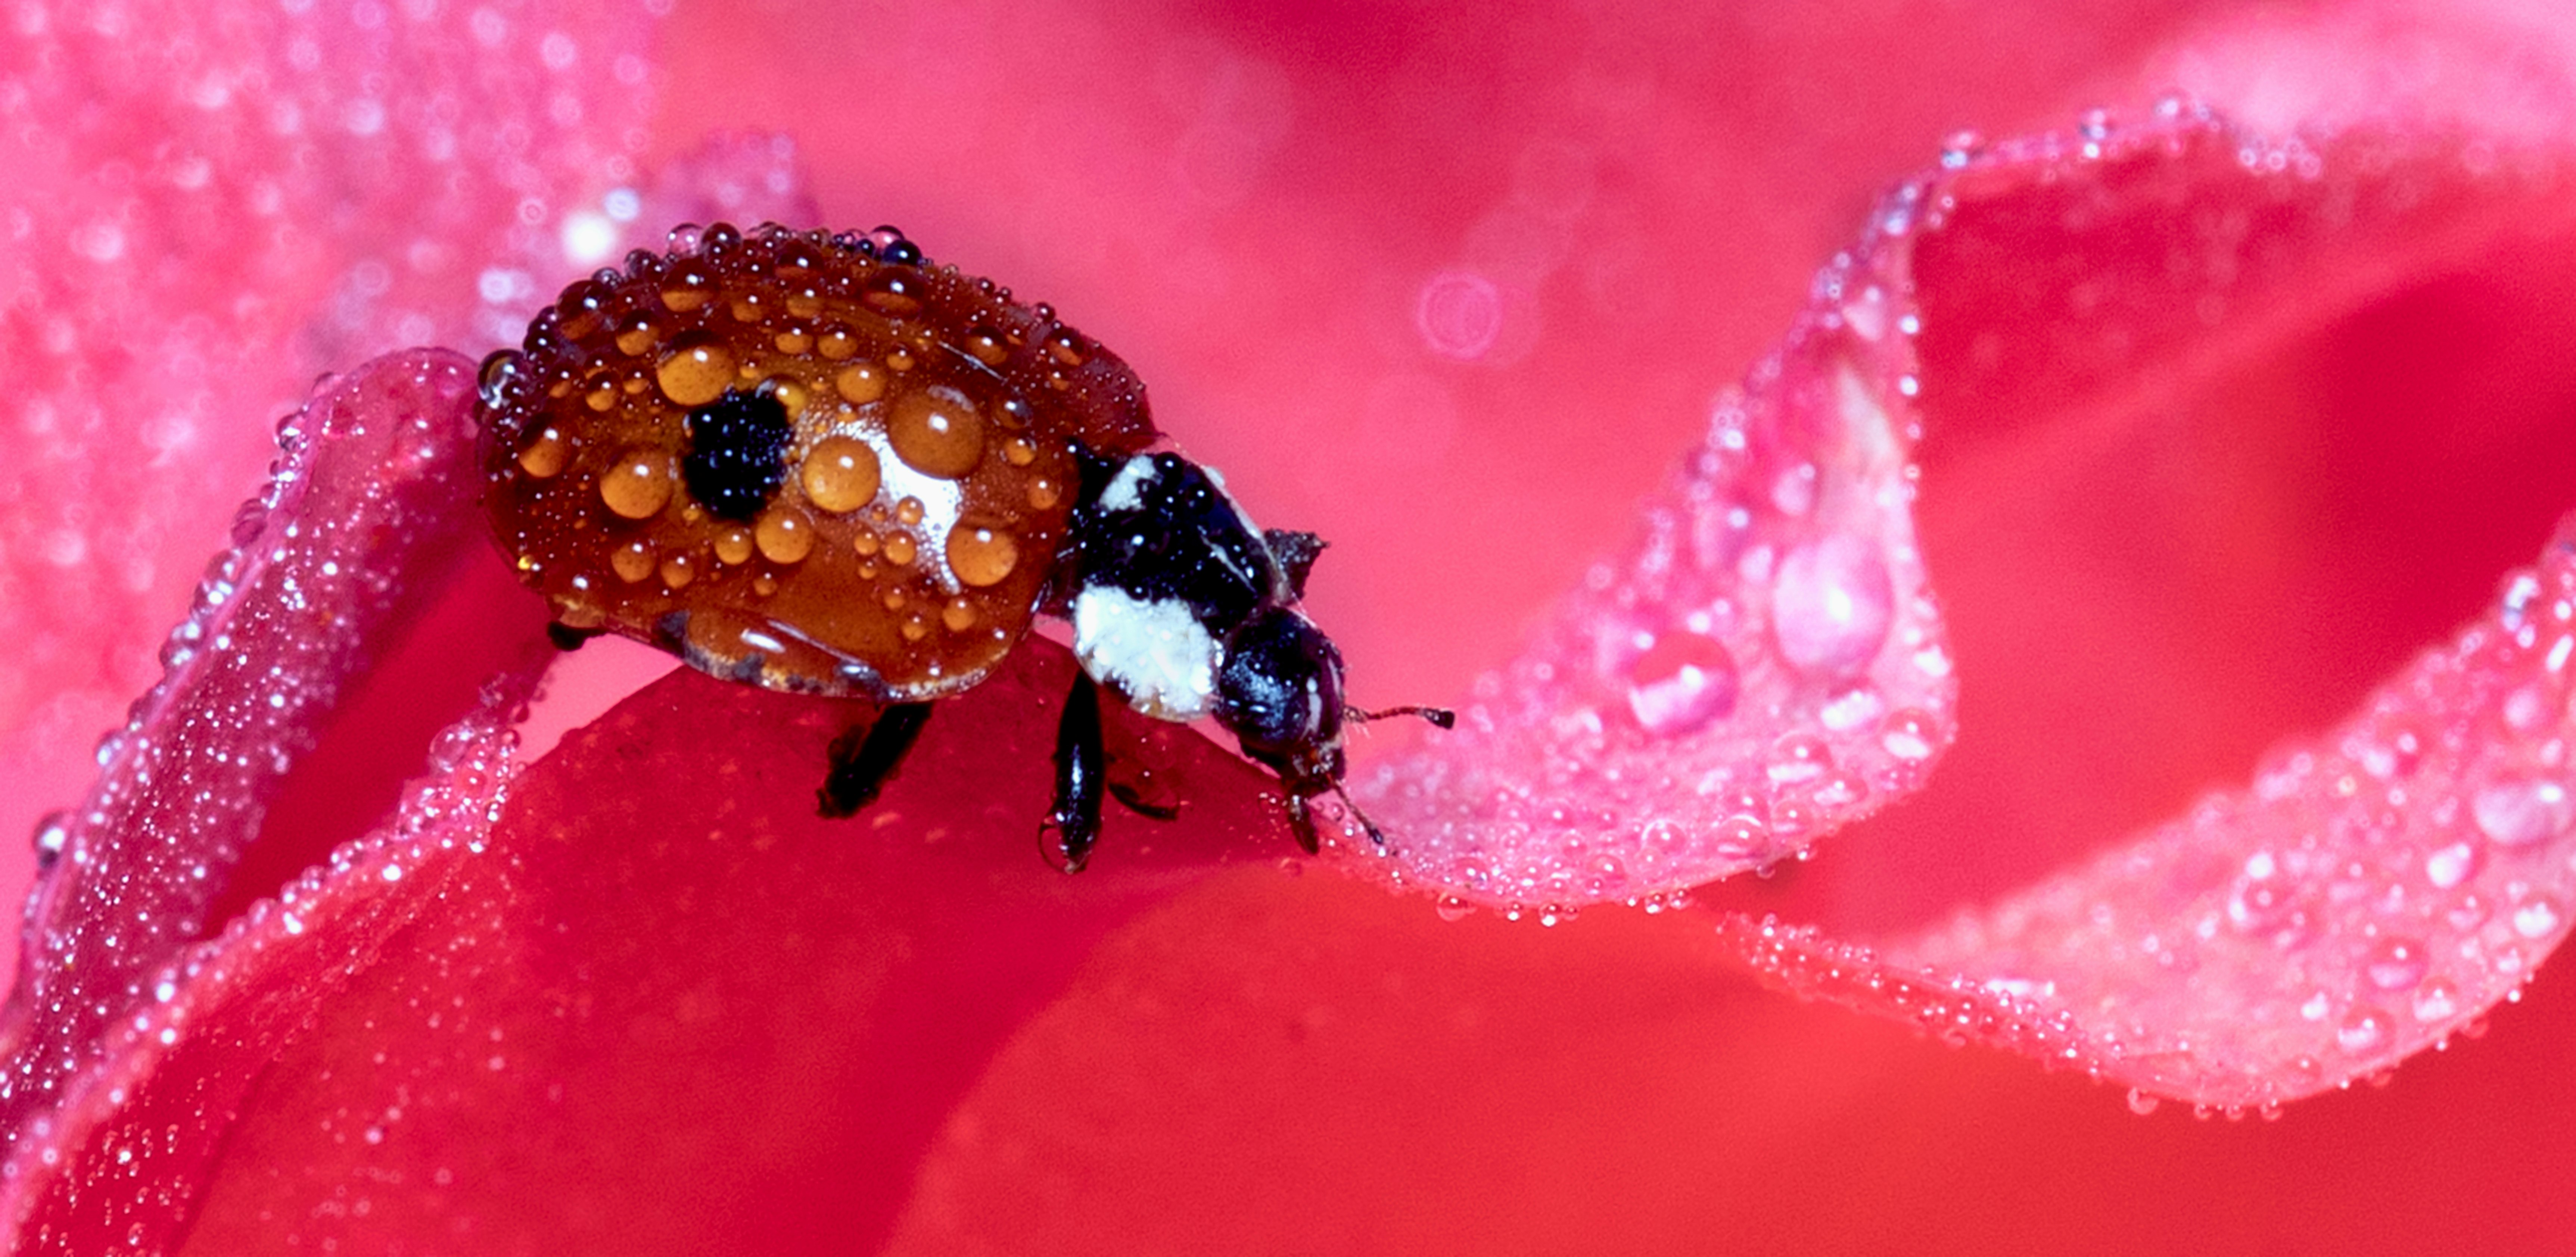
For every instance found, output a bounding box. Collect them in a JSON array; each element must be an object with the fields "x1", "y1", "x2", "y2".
[{"x1": 475, "y1": 222, "x2": 1449, "y2": 869}]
